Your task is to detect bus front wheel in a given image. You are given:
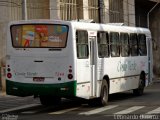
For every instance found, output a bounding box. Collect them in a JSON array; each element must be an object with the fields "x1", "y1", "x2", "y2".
[
  {"x1": 98, "y1": 80, "x2": 109, "y2": 106},
  {"x1": 88, "y1": 80, "x2": 109, "y2": 106}
]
